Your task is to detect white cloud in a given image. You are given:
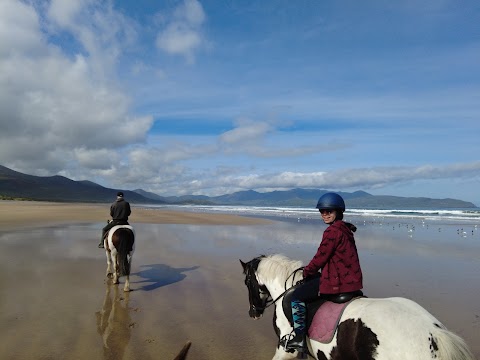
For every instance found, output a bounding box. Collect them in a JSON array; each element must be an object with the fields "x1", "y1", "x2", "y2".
[
  {"x1": 0, "y1": 0, "x2": 153, "y2": 175},
  {"x1": 178, "y1": 0, "x2": 206, "y2": 25},
  {"x1": 46, "y1": 0, "x2": 138, "y2": 80},
  {"x1": 155, "y1": 0, "x2": 207, "y2": 63},
  {"x1": 47, "y1": 0, "x2": 87, "y2": 28},
  {"x1": 157, "y1": 24, "x2": 201, "y2": 56},
  {"x1": 0, "y1": 0, "x2": 45, "y2": 57},
  {"x1": 139, "y1": 161, "x2": 480, "y2": 197},
  {"x1": 220, "y1": 119, "x2": 273, "y2": 144},
  {"x1": 74, "y1": 148, "x2": 119, "y2": 169}
]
